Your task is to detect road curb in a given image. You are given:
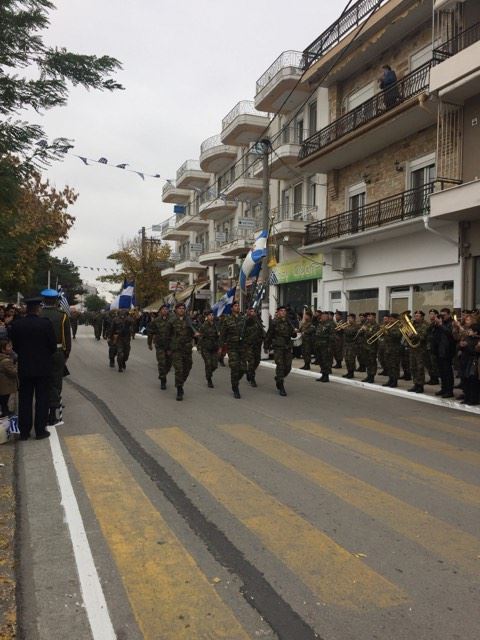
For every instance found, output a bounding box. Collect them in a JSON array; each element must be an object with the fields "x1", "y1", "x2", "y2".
[{"x1": 259, "y1": 360, "x2": 480, "y2": 416}]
